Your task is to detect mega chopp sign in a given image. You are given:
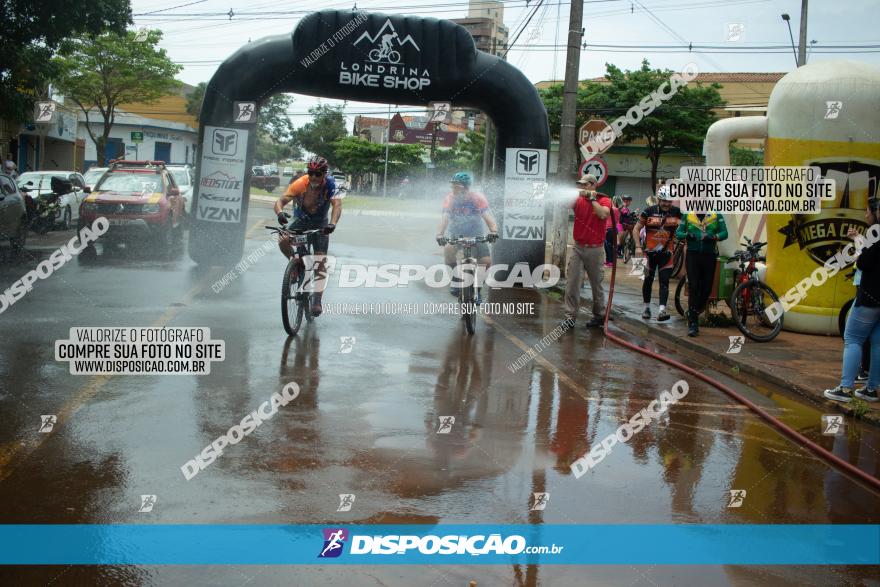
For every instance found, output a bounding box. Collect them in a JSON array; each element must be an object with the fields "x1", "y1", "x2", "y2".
[{"x1": 188, "y1": 9, "x2": 549, "y2": 267}]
